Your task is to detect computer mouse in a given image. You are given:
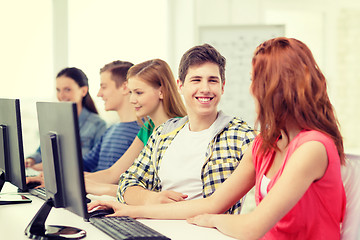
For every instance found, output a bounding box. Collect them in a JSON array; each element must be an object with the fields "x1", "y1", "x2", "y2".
[{"x1": 88, "y1": 208, "x2": 115, "y2": 218}]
